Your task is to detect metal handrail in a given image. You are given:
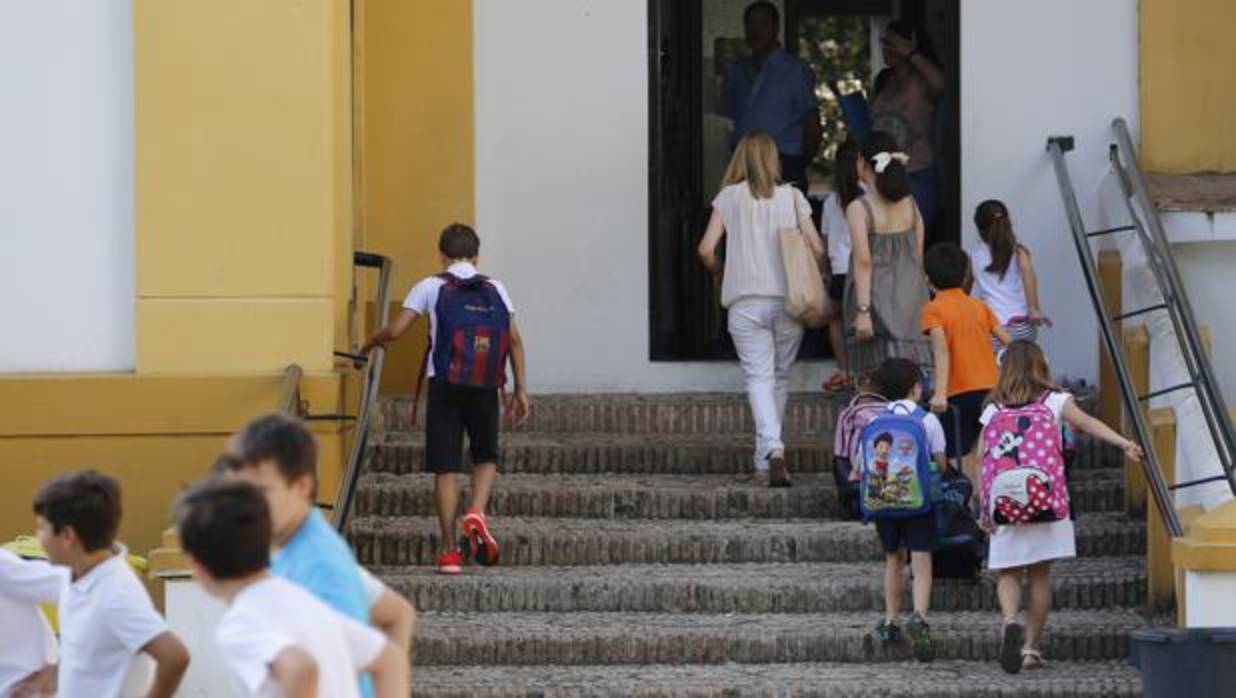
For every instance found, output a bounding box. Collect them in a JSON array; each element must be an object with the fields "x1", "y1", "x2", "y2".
[
  {"x1": 1108, "y1": 118, "x2": 1236, "y2": 497},
  {"x1": 278, "y1": 364, "x2": 304, "y2": 416},
  {"x1": 332, "y1": 250, "x2": 392, "y2": 532},
  {"x1": 1046, "y1": 135, "x2": 1184, "y2": 537}
]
